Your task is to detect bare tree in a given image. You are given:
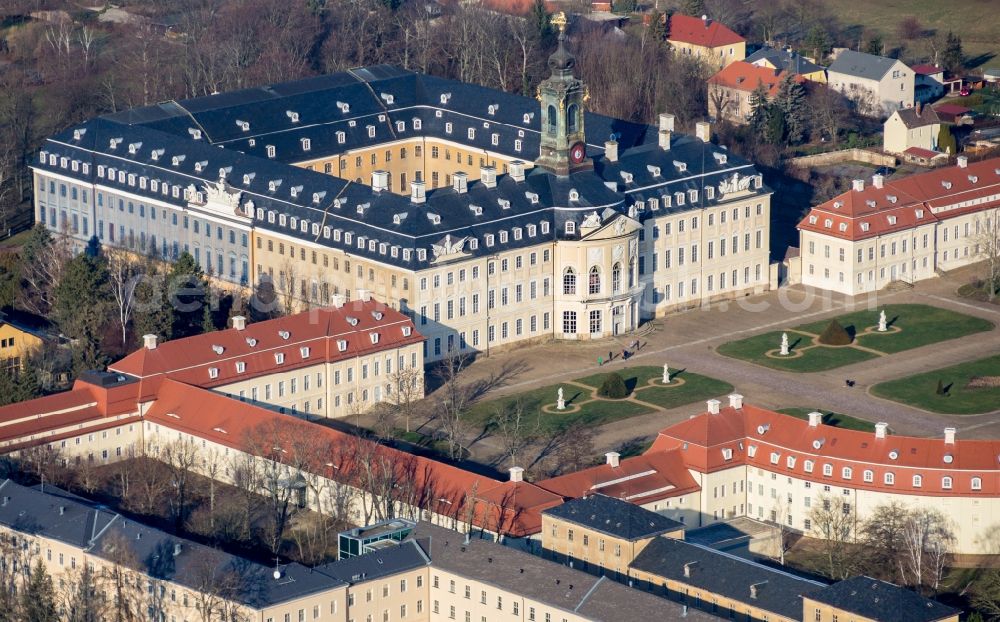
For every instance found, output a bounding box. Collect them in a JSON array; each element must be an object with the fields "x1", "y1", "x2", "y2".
[
  {"x1": 390, "y1": 366, "x2": 423, "y2": 433},
  {"x1": 859, "y1": 501, "x2": 909, "y2": 584},
  {"x1": 229, "y1": 451, "x2": 263, "y2": 543},
  {"x1": 161, "y1": 438, "x2": 202, "y2": 529},
  {"x1": 98, "y1": 530, "x2": 144, "y2": 622},
  {"x1": 708, "y1": 82, "x2": 735, "y2": 123},
  {"x1": 105, "y1": 246, "x2": 142, "y2": 346},
  {"x1": 975, "y1": 209, "x2": 1000, "y2": 302},
  {"x1": 899, "y1": 507, "x2": 954, "y2": 594},
  {"x1": 808, "y1": 494, "x2": 858, "y2": 580},
  {"x1": 490, "y1": 399, "x2": 536, "y2": 469},
  {"x1": 434, "y1": 350, "x2": 473, "y2": 461}
]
